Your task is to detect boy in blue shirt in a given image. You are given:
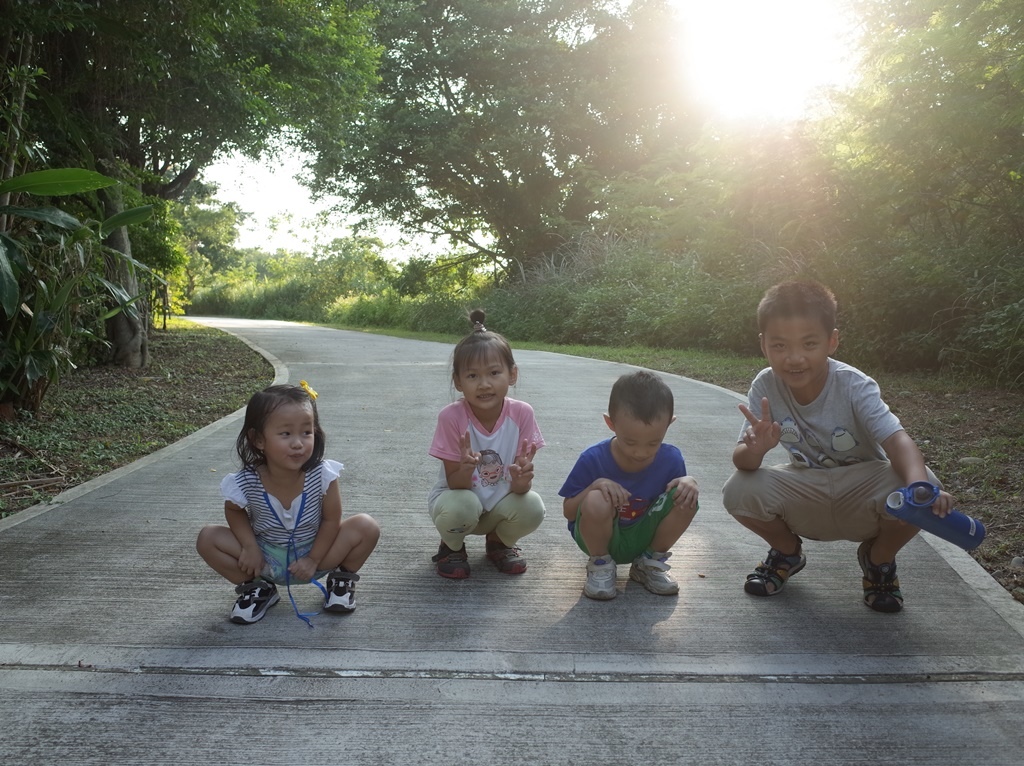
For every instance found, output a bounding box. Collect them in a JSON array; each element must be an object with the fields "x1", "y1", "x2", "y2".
[
  {"x1": 723, "y1": 280, "x2": 955, "y2": 612},
  {"x1": 559, "y1": 371, "x2": 700, "y2": 600}
]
